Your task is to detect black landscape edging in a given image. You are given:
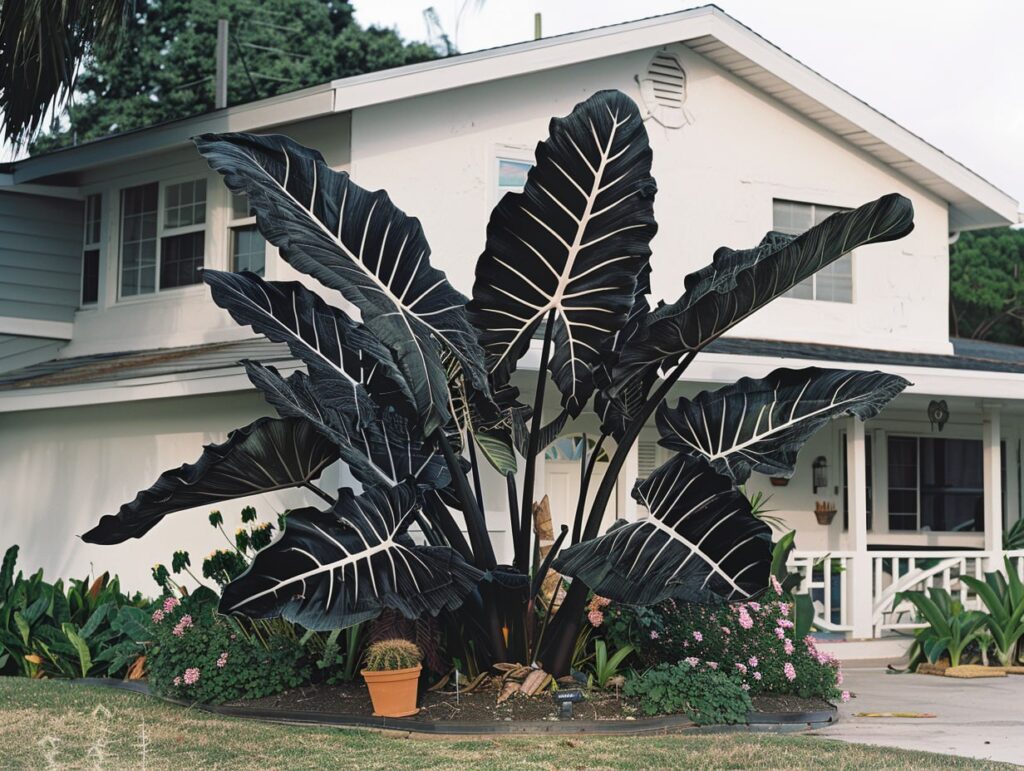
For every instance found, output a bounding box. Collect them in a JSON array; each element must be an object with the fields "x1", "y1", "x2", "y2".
[{"x1": 73, "y1": 678, "x2": 838, "y2": 735}]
